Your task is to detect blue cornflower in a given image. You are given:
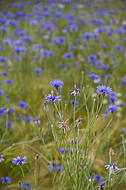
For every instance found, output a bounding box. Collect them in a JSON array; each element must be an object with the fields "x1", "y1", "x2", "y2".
[
  {"x1": 121, "y1": 76, "x2": 126, "y2": 86},
  {"x1": 70, "y1": 100, "x2": 78, "y2": 105},
  {"x1": 64, "y1": 52, "x2": 74, "y2": 59},
  {"x1": 89, "y1": 55, "x2": 97, "y2": 61},
  {"x1": 21, "y1": 183, "x2": 31, "y2": 189},
  {"x1": 109, "y1": 96, "x2": 117, "y2": 103},
  {"x1": 34, "y1": 68, "x2": 42, "y2": 74},
  {"x1": 89, "y1": 74, "x2": 98, "y2": 80},
  {"x1": 5, "y1": 121, "x2": 12, "y2": 128},
  {"x1": 69, "y1": 139, "x2": 77, "y2": 146},
  {"x1": 93, "y1": 175, "x2": 103, "y2": 181},
  {"x1": 0, "y1": 89, "x2": 4, "y2": 97},
  {"x1": 103, "y1": 111, "x2": 109, "y2": 117},
  {"x1": 0, "y1": 155, "x2": 4, "y2": 162},
  {"x1": 5, "y1": 79, "x2": 13, "y2": 84},
  {"x1": 22, "y1": 114, "x2": 33, "y2": 122},
  {"x1": 48, "y1": 162, "x2": 63, "y2": 172},
  {"x1": 123, "y1": 129, "x2": 126, "y2": 133},
  {"x1": 18, "y1": 101, "x2": 27, "y2": 109},
  {"x1": 1, "y1": 177, "x2": 11, "y2": 184},
  {"x1": 59, "y1": 148, "x2": 68, "y2": 154},
  {"x1": 106, "y1": 104, "x2": 118, "y2": 113},
  {"x1": 34, "y1": 118, "x2": 41, "y2": 124},
  {"x1": 97, "y1": 85, "x2": 112, "y2": 95},
  {"x1": 12, "y1": 156, "x2": 27, "y2": 165},
  {"x1": 50, "y1": 79, "x2": 63, "y2": 89},
  {"x1": 45, "y1": 94, "x2": 61, "y2": 103},
  {"x1": 2, "y1": 71, "x2": 8, "y2": 76}
]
